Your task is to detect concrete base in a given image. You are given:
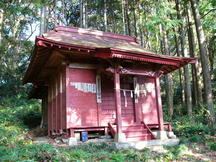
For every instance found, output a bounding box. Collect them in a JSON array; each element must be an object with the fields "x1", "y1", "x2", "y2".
[
  {"x1": 152, "y1": 131, "x2": 168, "y2": 140},
  {"x1": 114, "y1": 138, "x2": 180, "y2": 150},
  {"x1": 167, "y1": 131, "x2": 177, "y2": 139},
  {"x1": 68, "y1": 137, "x2": 77, "y2": 146},
  {"x1": 114, "y1": 133, "x2": 126, "y2": 143}
]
